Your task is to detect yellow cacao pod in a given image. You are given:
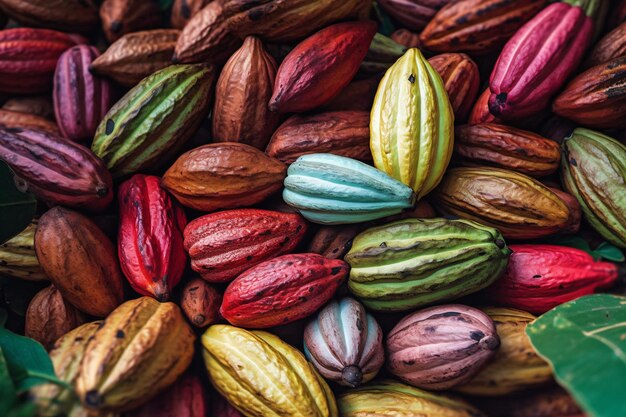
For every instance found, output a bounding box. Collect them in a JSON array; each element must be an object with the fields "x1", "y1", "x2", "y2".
[{"x1": 0, "y1": 220, "x2": 47, "y2": 281}]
